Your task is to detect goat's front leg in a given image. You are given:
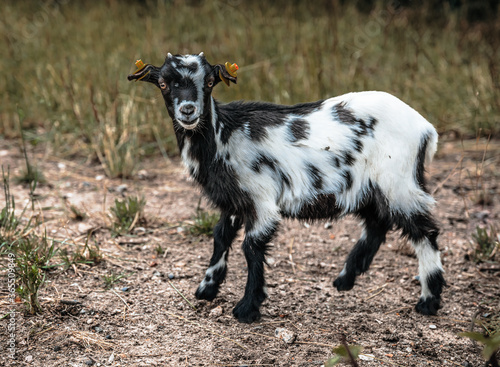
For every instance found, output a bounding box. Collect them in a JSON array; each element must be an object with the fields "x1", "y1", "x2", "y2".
[
  {"x1": 233, "y1": 221, "x2": 278, "y2": 323},
  {"x1": 195, "y1": 213, "x2": 243, "y2": 301}
]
